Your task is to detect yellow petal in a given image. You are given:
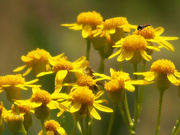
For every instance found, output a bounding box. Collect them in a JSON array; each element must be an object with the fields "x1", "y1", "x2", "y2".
[
  {"x1": 13, "y1": 65, "x2": 27, "y2": 72},
  {"x1": 23, "y1": 67, "x2": 32, "y2": 76},
  {"x1": 55, "y1": 70, "x2": 68, "y2": 86},
  {"x1": 108, "y1": 49, "x2": 122, "y2": 59},
  {"x1": 140, "y1": 50, "x2": 152, "y2": 61},
  {"x1": 167, "y1": 73, "x2": 179, "y2": 84},
  {"x1": 155, "y1": 27, "x2": 164, "y2": 36},
  {"x1": 21, "y1": 55, "x2": 32, "y2": 62},
  {"x1": 82, "y1": 25, "x2": 91, "y2": 38},
  {"x1": 95, "y1": 91, "x2": 104, "y2": 99},
  {"x1": 93, "y1": 102, "x2": 113, "y2": 113},
  {"x1": 36, "y1": 71, "x2": 54, "y2": 77},
  {"x1": 88, "y1": 104, "x2": 101, "y2": 120},
  {"x1": 70, "y1": 102, "x2": 81, "y2": 113},
  {"x1": 124, "y1": 82, "x2": 135, "y2": 92}
]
